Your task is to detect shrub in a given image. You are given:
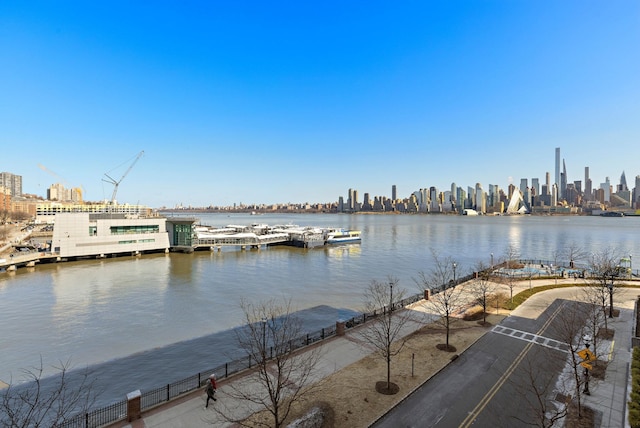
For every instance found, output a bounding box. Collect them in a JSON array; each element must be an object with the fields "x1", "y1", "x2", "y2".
[{"x1": 629, "y1": 347, "x2": 640, "y2": 427}]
